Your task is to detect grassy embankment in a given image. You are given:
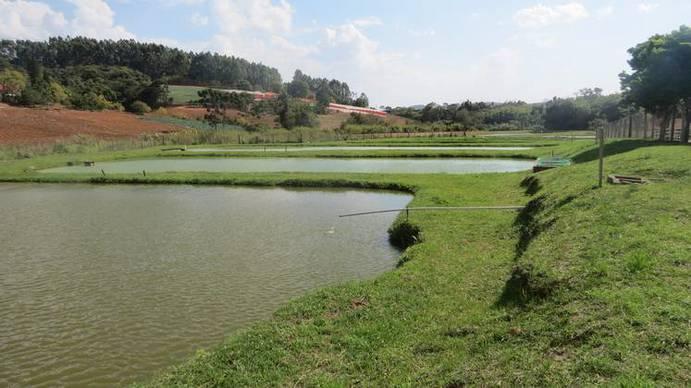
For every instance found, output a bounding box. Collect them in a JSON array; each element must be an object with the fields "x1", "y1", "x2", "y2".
[{"x1": 0, "y1": 139, "x2": 688, "y2": 385}]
